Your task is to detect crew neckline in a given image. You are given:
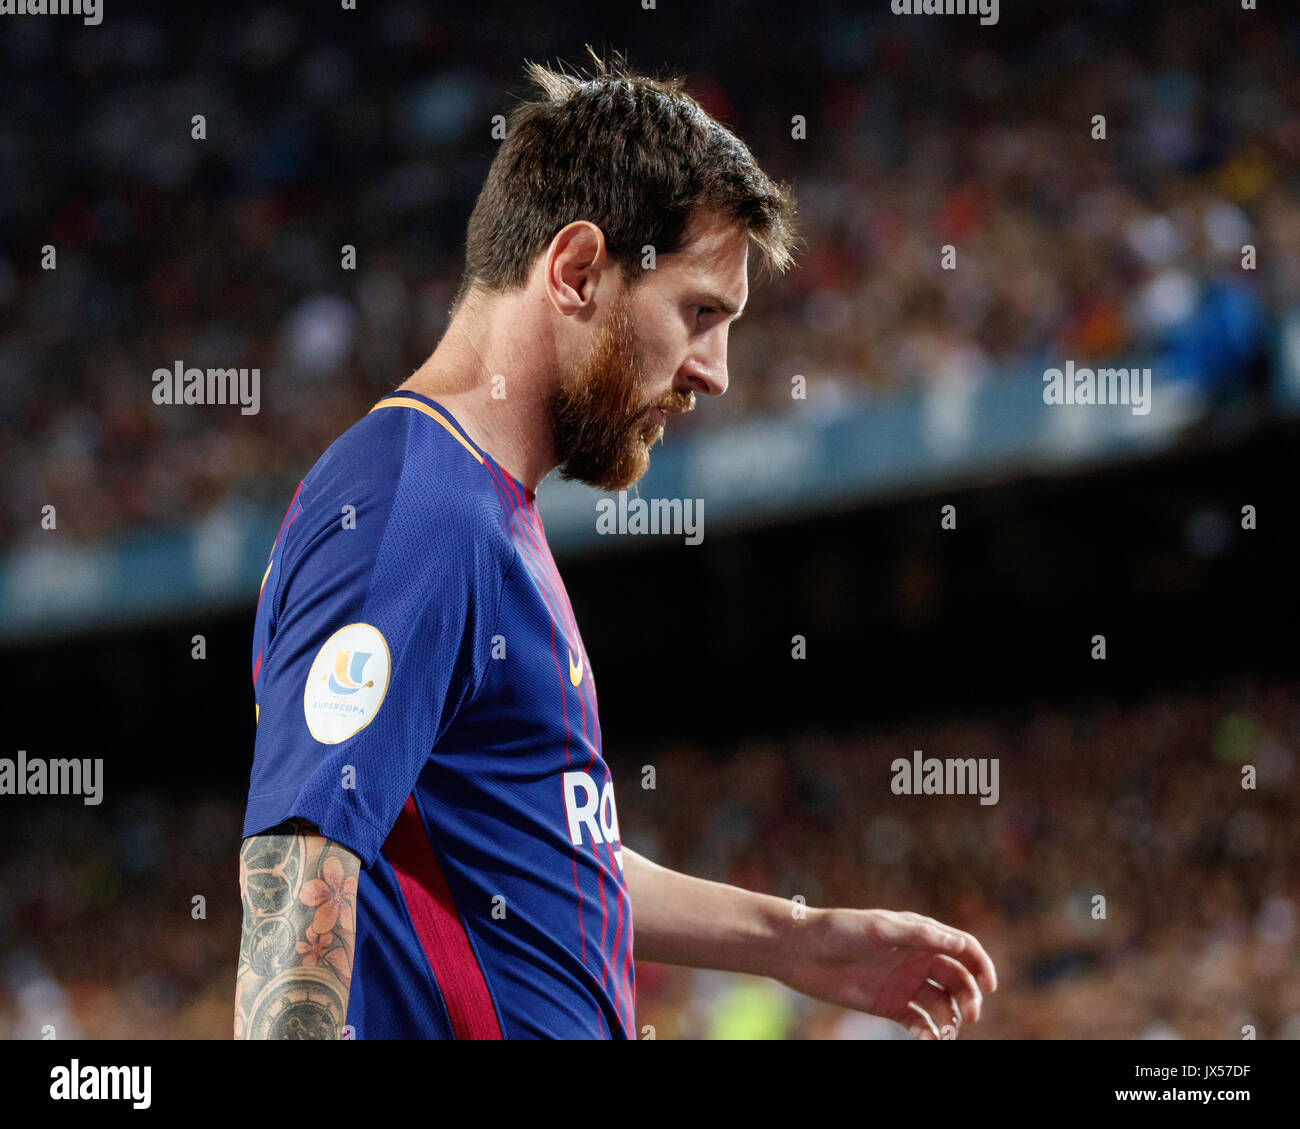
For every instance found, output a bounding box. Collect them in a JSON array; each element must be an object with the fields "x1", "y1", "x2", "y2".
[{"x1": 378, "y1": 389, "x2": 536, "y2": 504}]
